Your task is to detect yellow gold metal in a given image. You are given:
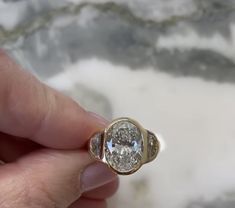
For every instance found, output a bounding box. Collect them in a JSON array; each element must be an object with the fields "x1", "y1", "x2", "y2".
[{"x1": 88, "y1": 117, "x2": 160, "y2": 175}]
